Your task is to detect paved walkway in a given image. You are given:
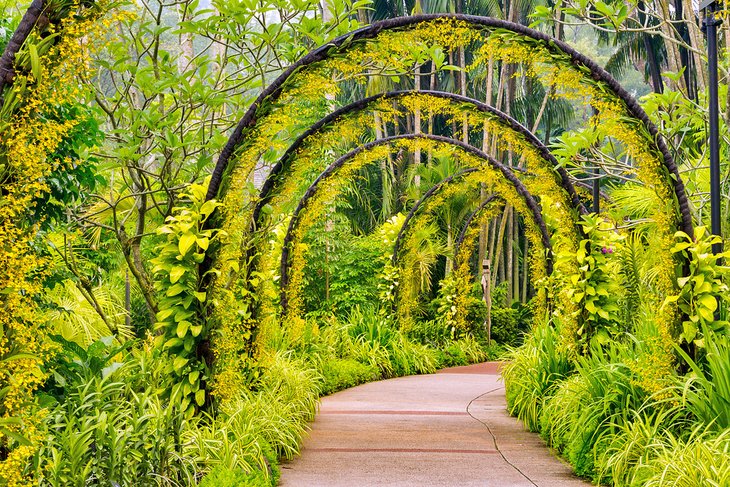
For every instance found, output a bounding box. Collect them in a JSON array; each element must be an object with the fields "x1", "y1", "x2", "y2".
[{"x1": 279, "y1": 362, "x2": 591, "y2": 486}]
